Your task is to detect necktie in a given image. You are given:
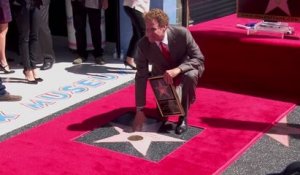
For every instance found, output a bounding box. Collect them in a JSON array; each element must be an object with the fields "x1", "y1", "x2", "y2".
[
  {"x1": 159, "y1": 42, "x2": 171, "y2": 61},
  {"x1": 159, "y1": 42, "x2": 180, "y2": 86}
]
